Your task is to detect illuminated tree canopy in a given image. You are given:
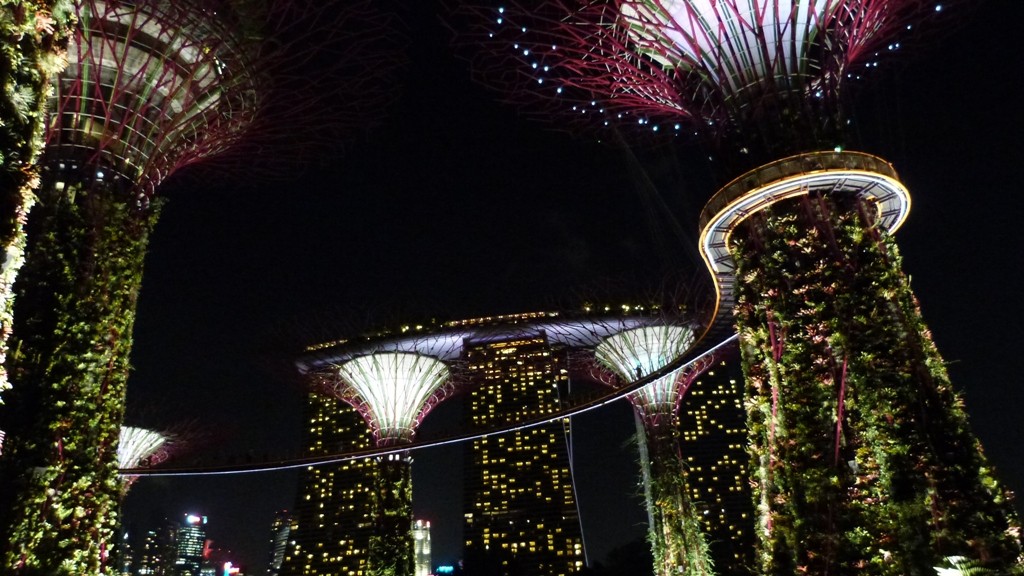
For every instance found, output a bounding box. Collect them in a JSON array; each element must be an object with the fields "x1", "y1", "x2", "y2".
[
  {"x1": 329, "y1": 352, "x2": 454, "y2": 446},
  {"x1": 47, "y1": 0, "x2": 258, "y2": 199},
  {"x1": 117, "y1": 426, "x2": 170, "y2": 471},
  {"x1": 458, "y1": 0, "x2": 950, "y2": 163},
  {"x1": 595, "y1": 324, "x2": 694, "y2": 421}
]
